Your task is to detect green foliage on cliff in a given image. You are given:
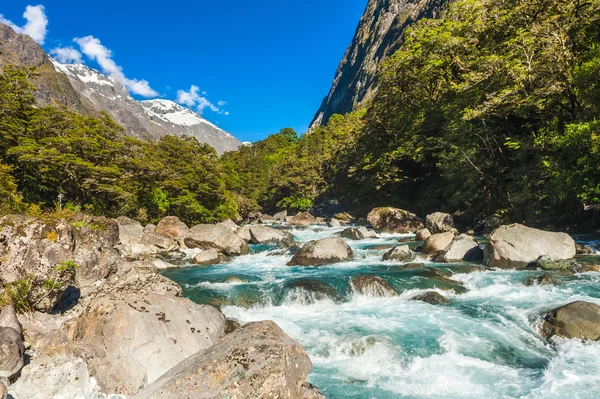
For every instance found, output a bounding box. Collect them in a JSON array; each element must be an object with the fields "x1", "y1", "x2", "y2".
[{"x1": 0, "y1": 67, "x2": 236, "y2": 225}]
